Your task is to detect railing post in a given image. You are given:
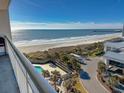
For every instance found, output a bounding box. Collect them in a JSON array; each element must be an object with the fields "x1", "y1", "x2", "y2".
[{"x1": 26, "y1": 72, "x2": 29, "y2": 93}]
